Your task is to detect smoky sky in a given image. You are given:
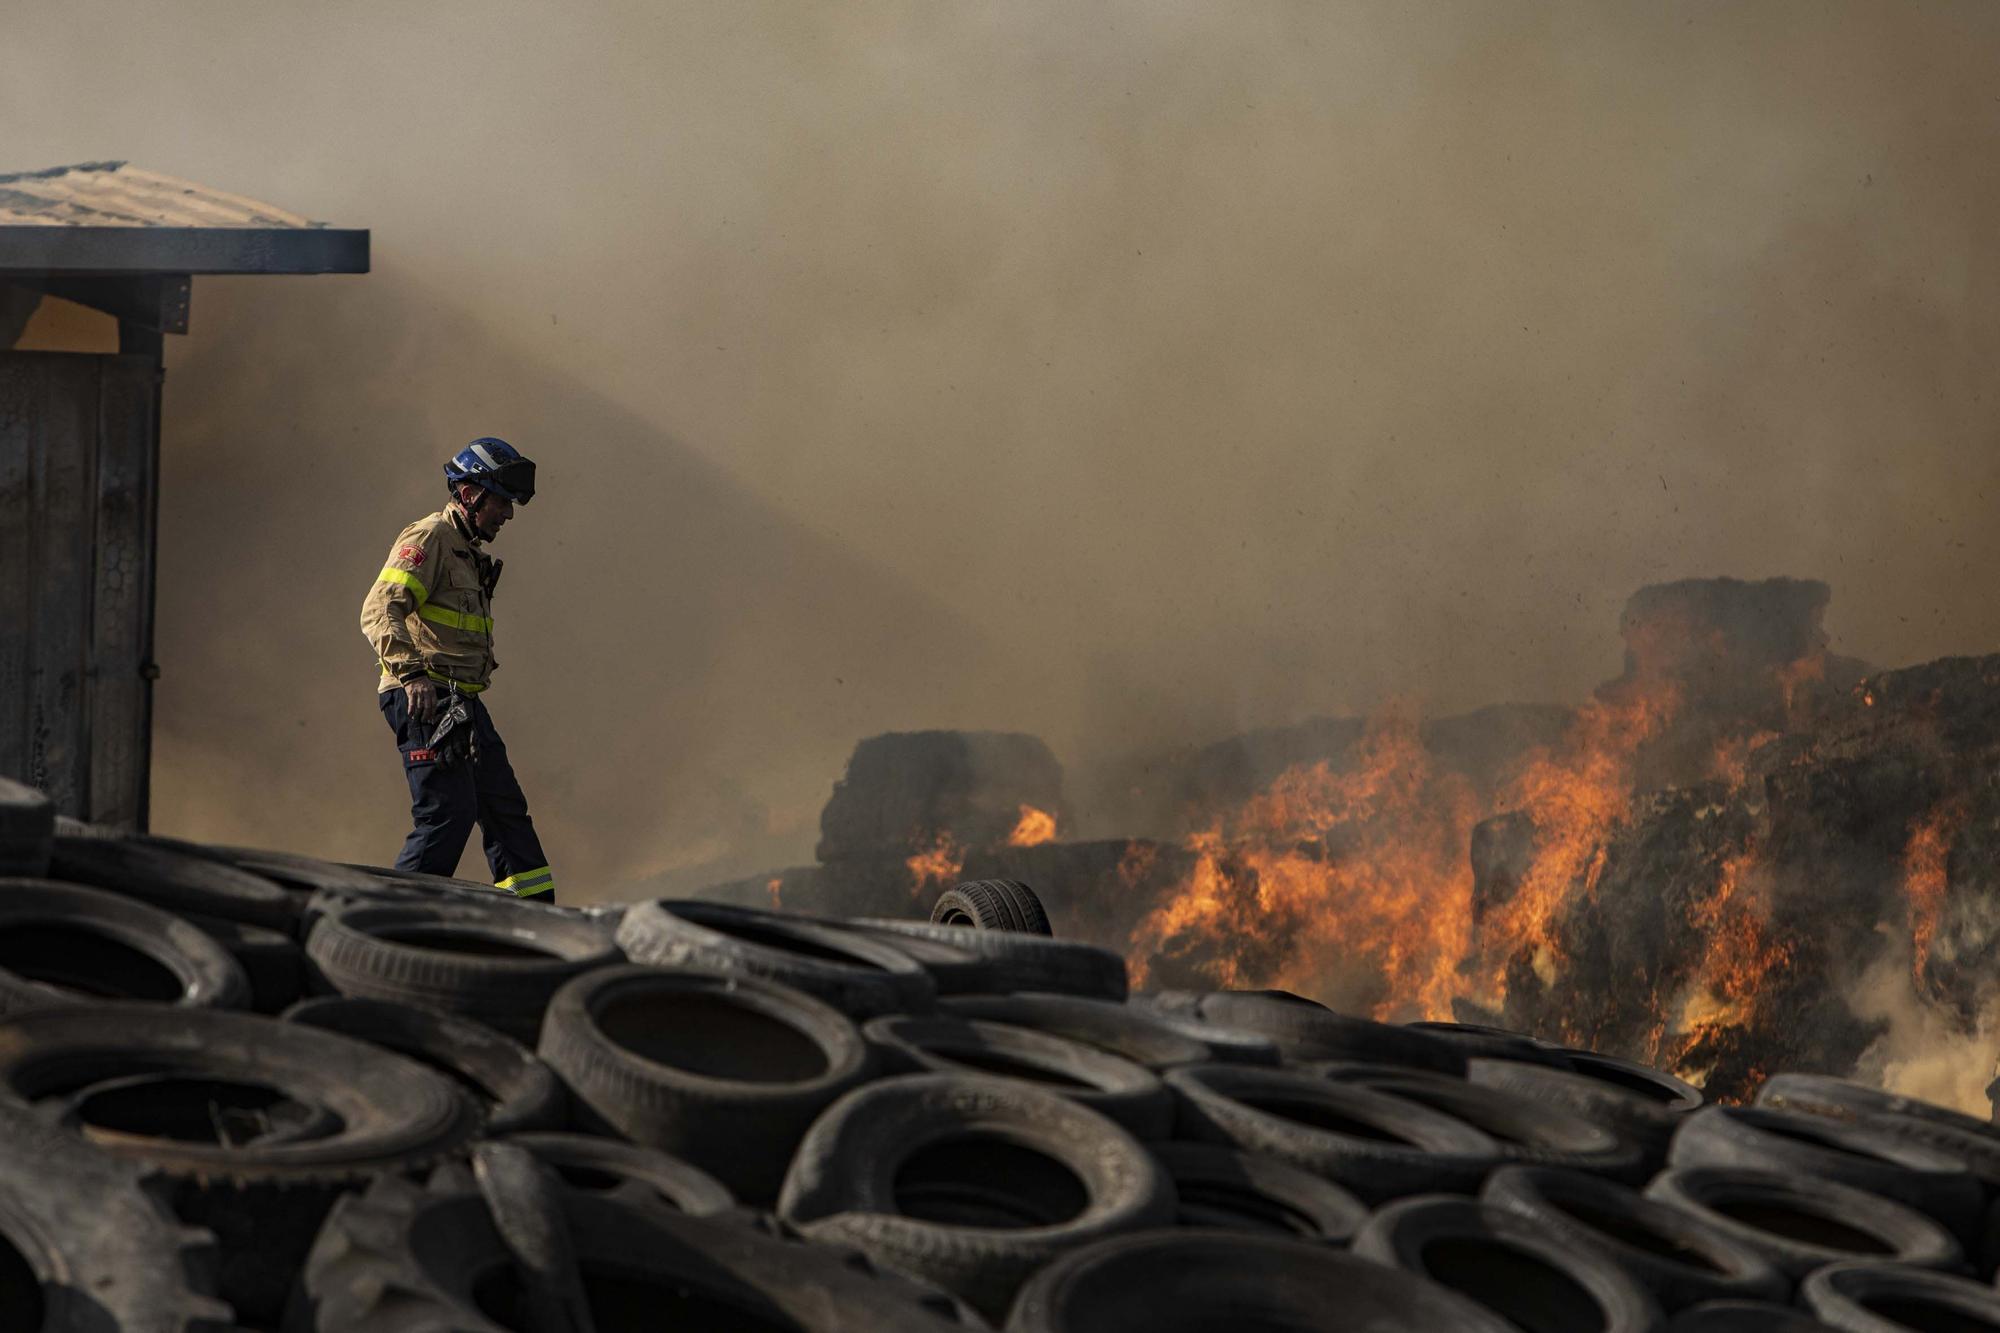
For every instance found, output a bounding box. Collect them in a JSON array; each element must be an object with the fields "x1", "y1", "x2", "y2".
[{"x1": 6, "y1": 2, "x2": 1998, "y2": 896}]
